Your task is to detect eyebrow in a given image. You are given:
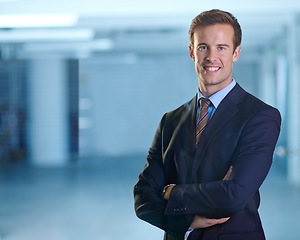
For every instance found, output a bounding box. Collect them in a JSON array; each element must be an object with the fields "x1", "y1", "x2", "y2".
[
  {"x1": 217, "y1": 44, "x2": 230, "y2": 47},
  {"x1": 197, "y1": 43, "x2": 230, "y2": 47}
]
